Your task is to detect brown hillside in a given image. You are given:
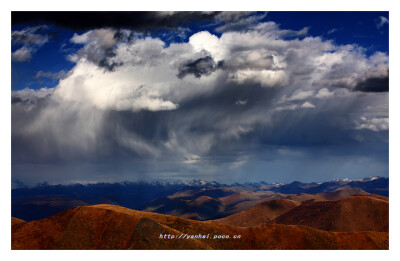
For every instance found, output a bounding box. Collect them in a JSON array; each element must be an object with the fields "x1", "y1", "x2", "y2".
[
  {"x1": 274, "y1": 195, "x2": 388, "y2": 232},
  {"x1": 12, "y1": 204, "x2": 388, "y2": 250},
  {"x1": 284, "y1": 193, "x2": 324, "y2": 202},
  {"x1": 218, "y1": 191, "x2": 271, "y2": 206},
  {"x1": 12, "y1": 217, "x2": 25, "y2": 226},
  {"x1": 212, "y1": 198, "x2": 300, "y2": 227}
]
